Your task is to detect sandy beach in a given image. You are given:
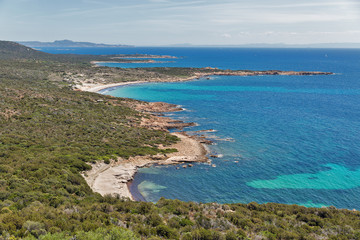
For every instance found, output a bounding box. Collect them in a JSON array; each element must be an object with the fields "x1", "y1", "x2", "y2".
[
  {"x1": 82, "y1": 132, "x2": 209, "y2": 200},
  {"x1": 74, "y1": 80, "x2": 148, "y2": 93},
  {"x1": 73, "y1": 73, "x2": 205, "y2": 93}
]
